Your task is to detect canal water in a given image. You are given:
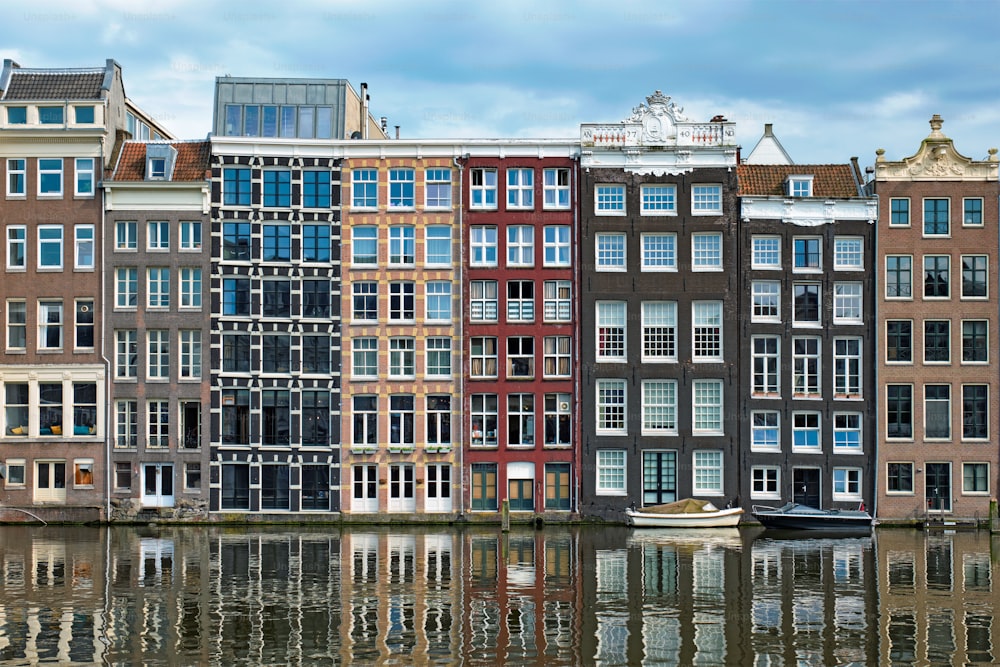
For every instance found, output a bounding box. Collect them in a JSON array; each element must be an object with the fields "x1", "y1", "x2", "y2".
[{"x1": 0, "y1": 524, "x2": 996, "y2": 666}]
